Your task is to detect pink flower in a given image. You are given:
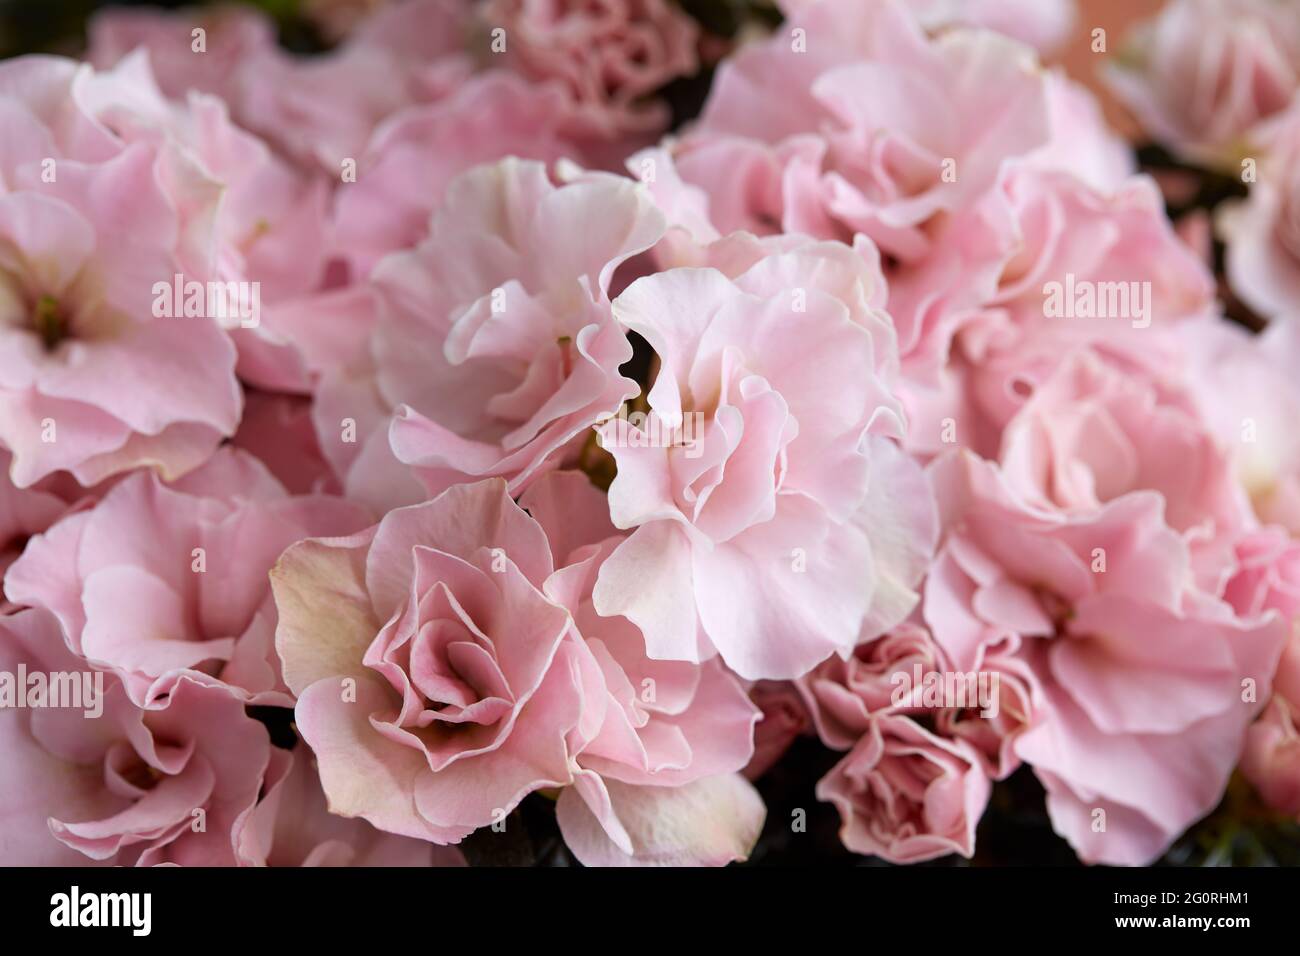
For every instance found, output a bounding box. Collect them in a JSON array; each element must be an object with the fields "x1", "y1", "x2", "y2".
[
  {"x1": 816, "y1": 712, "x2": 991, "y2": 863},
  {"x1": 73, "y1": 51, "x2": 337, "y2": 393},
  {"x1": 322, "y1": 158, "x2": 665, "y2": 512},
  {"x1": 1220, "y1": 106, "x2": 1300, "y2": 320},
  {"x1": 997, "y1": 350, "x2": 1250, "y2": 575},
  {"x1": 1241, "y1": 698, "x2": 1300, "y2": 817},
  {"x1": 1104, "y1": 0, "x2": 1300, "y2": 167},
  {"x1": 87, "y1": 3, "x2": 277, "y2": 106},
  {"x1": 591, "y1": 240, "x2": 936, "y2": 680},
  {"x1": 0, "y1": 606, "x2": 451, "y2": 866},
  {"x1": 893, "y1": 167, "x2": 1215, "y2": 461},
  {"x1": 272, "y1": 476, "x2": 765, "y2": 865},
  {"x1": 5, "y1": 447, "x2": 371, "y2": 707},
  {"x1": 1031, "y1": 72, "x2": 1136, "y2": 194},
  {"x1": 0, "y1": 56, "x2": 240, "y2": 487},
  {"x1": 477, "y1": 0, "x2": 699, "y2": 141},
  {"x1": 796, "y1": 620, "x2": 1037, "y2": 781},
  {"x1": 1223, "y1": 526, "x2": 1300, "y2": 725},
  {"x1": 668, "y1": 0, "x2": 1052, "y2": 263},
  {"x1": 925, "y1": 450, "x2": 1287, "y2": 864},
  {"x1": 796, "y1": 622, "x2": 946, "y2": 750},
  {"x1": 933, "y1": 635, "x2": 1039, "y2": 781},
  {"x1": 0, "y1": 607, "x2": 275, "y2": 866},
  {"x1": 525, "y1": 472, "x2": 764, "y2": 865},
  {"x1": 1224, "y1": 526, "x2": 1300, "y2": 622}
]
